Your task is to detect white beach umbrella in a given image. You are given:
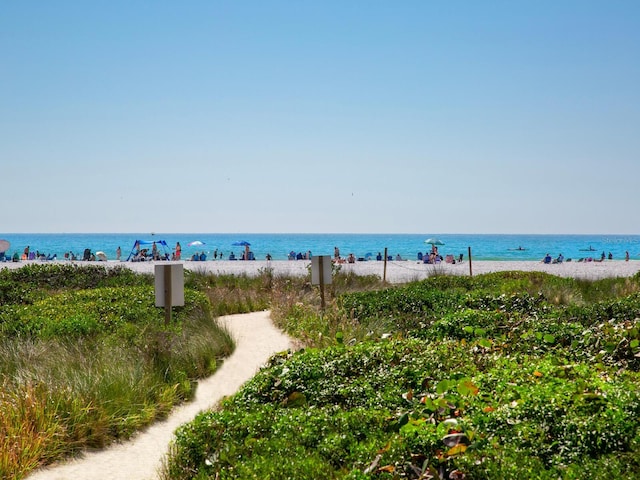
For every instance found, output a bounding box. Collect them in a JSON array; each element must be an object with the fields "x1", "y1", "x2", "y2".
[{"x1": 425, "y1": 238, "x2": 445, "y2": 246}]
